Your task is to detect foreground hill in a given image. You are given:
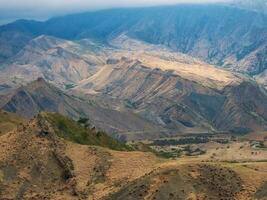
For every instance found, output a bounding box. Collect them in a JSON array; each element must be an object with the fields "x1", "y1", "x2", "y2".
[
  {"x1": 0, "y1": 112, "x2": 266, "y2": 199},
  {"x1": 0, "y1": 112, "x2": 157, "y2": 199},
  {"x1": 42, "y1": 112, "x2": 131, "y2": 151}
]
